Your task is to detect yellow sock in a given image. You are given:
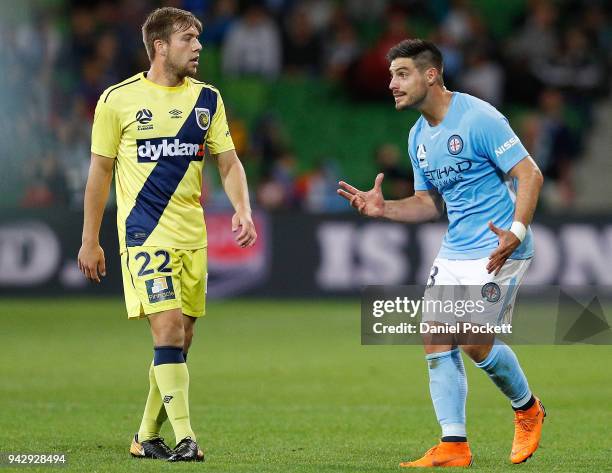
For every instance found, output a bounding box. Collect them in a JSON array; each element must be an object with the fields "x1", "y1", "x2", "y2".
[
  {"x1": 137, "y1": 362, "x2": 167, "y2": 441},
  {"x1": 153, "y1": 360, "x2": 195, "y2": 443}
]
